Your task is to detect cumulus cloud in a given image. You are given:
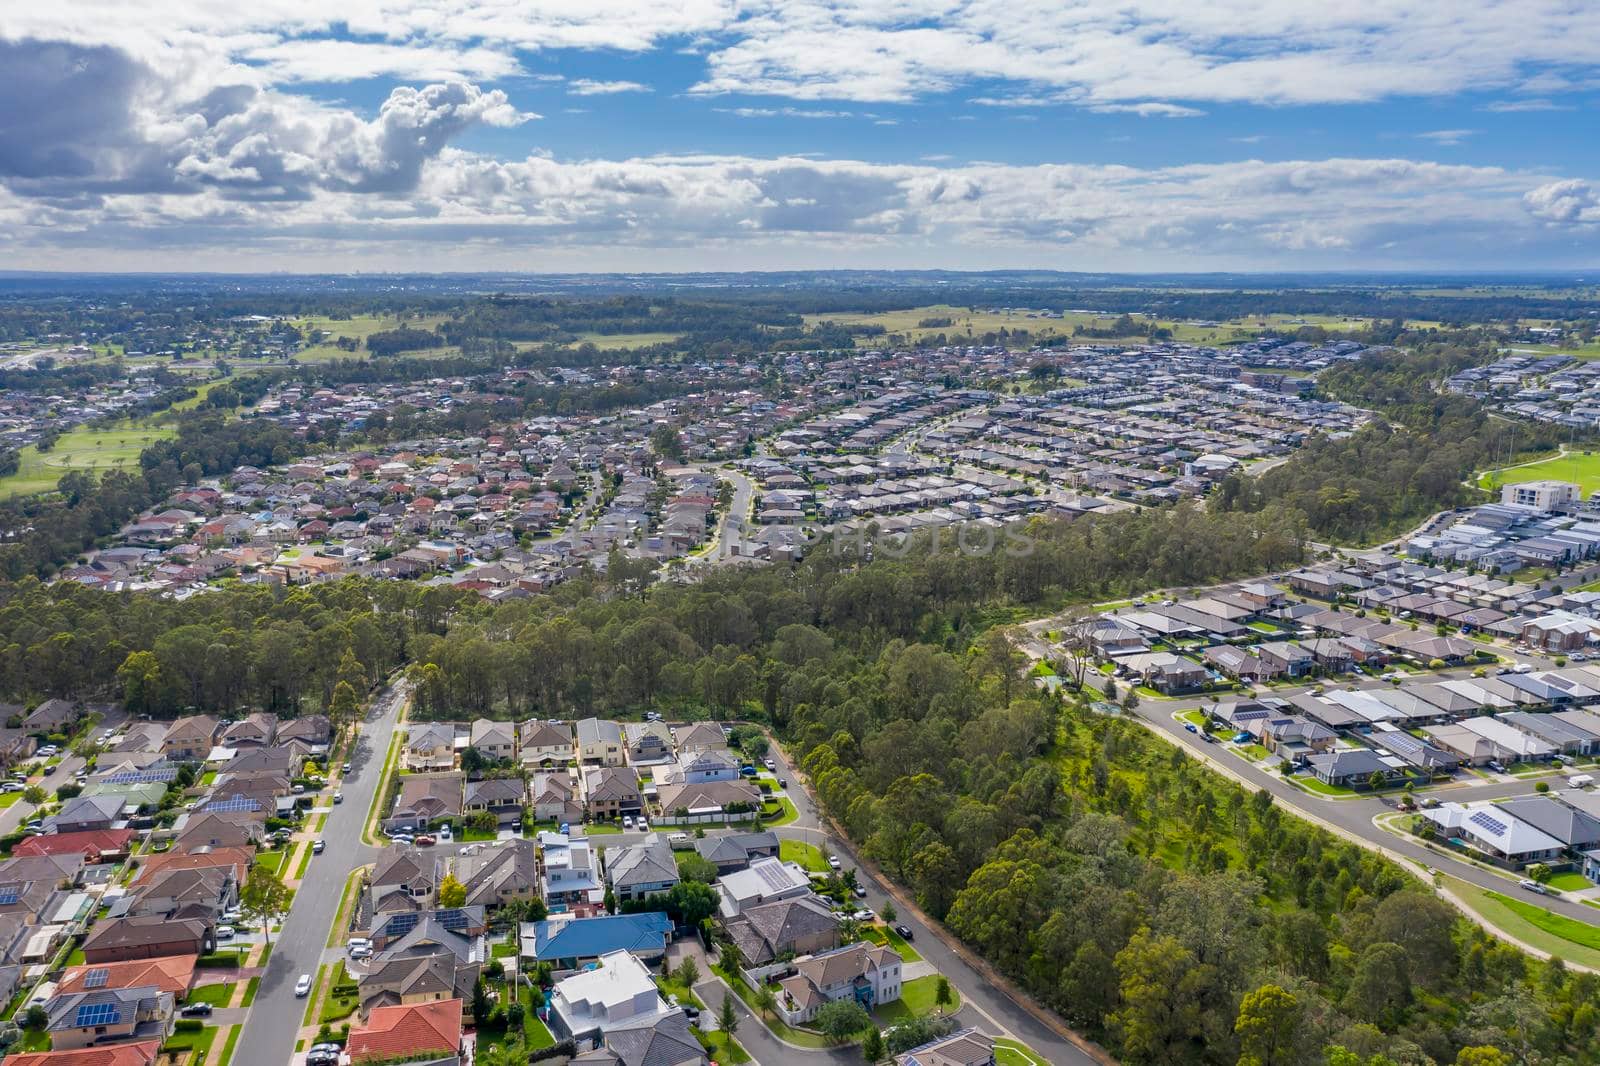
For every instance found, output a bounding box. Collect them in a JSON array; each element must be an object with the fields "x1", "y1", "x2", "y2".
[
  {"x1": 0, "y1": 44, "x2": 532, "y2": 202},
  {"x1": 1524, "y1": 180, "x2": 1600, "y2": 224}
]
